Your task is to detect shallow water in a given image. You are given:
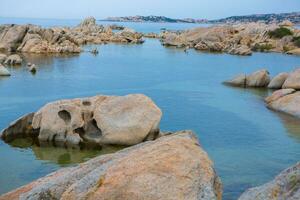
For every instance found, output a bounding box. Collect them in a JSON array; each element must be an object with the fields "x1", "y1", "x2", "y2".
[{"x1": 0, "y1": 19, "x2": 300, "y2": 199}]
